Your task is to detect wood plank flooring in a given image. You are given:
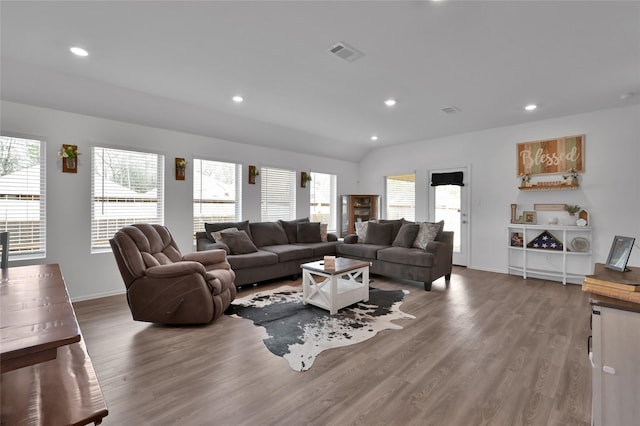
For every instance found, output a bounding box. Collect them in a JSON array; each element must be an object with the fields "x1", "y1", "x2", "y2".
[{"x1": 73, "y1": 267, "x2": 592, "y2": 425}]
